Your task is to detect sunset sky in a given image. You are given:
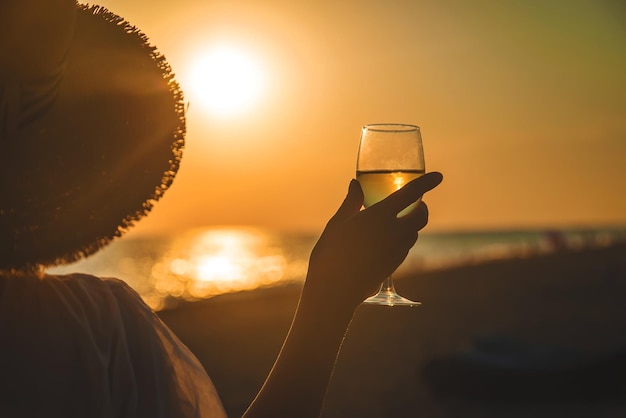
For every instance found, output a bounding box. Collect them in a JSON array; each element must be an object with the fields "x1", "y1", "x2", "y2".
[{"x1": 98, "y1": 0, "x2": 625, "y2": 236}]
